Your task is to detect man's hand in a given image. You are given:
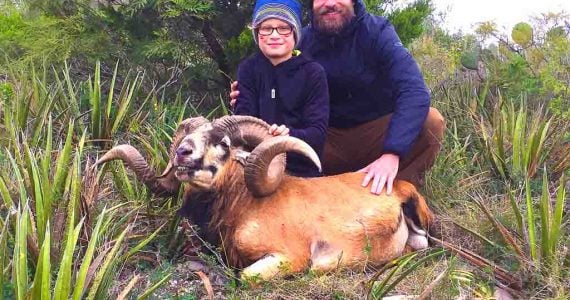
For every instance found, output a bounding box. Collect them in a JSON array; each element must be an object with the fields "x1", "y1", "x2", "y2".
[
  {"x1": 229, "y1": 81, "x2": 239, "y2": 107},
  {"x1": 358, "y1": 153, "x2": 400, "y2": 195},
  {"x1": 269, "y1": 124, "x2": 290, "y2": 136}
]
